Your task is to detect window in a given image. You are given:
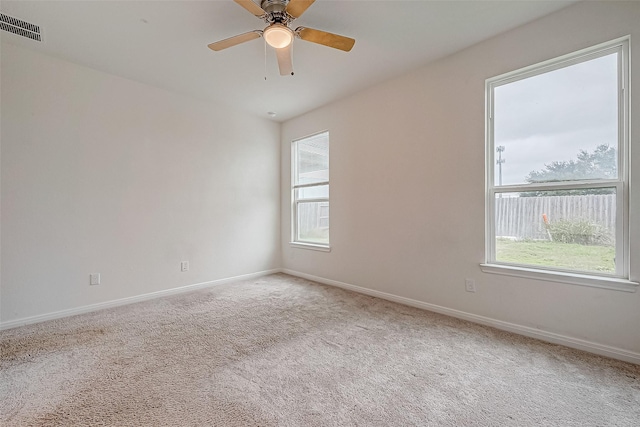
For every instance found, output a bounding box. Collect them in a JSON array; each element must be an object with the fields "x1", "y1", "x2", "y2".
[
  {"x1": 483, "y1": 38, "x2": 636, "y2": 290},
  {"x1": 292, "y1": 131, "x2": 330, "y2": 249}
]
